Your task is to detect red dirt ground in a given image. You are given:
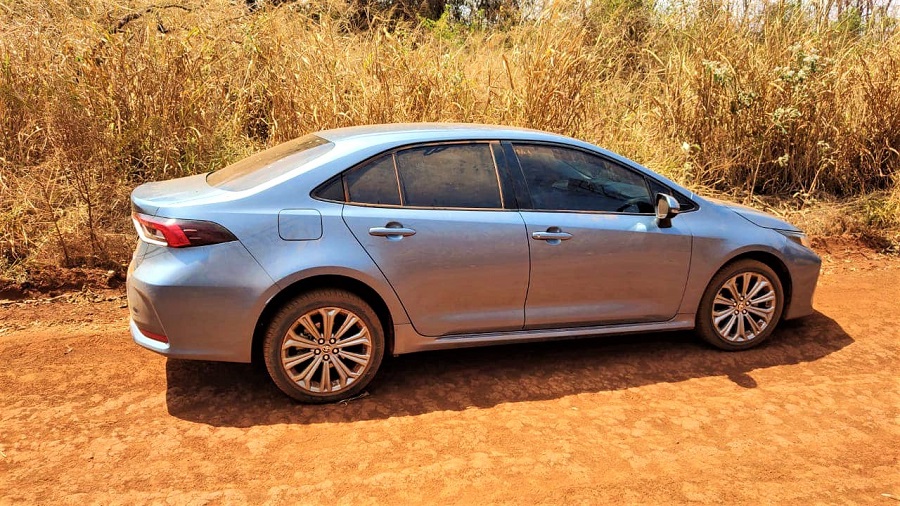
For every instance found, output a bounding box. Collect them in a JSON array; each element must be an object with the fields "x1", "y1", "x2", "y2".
[{"x1": 1, "y1": 244, "x2": 898, "y2": 504}]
